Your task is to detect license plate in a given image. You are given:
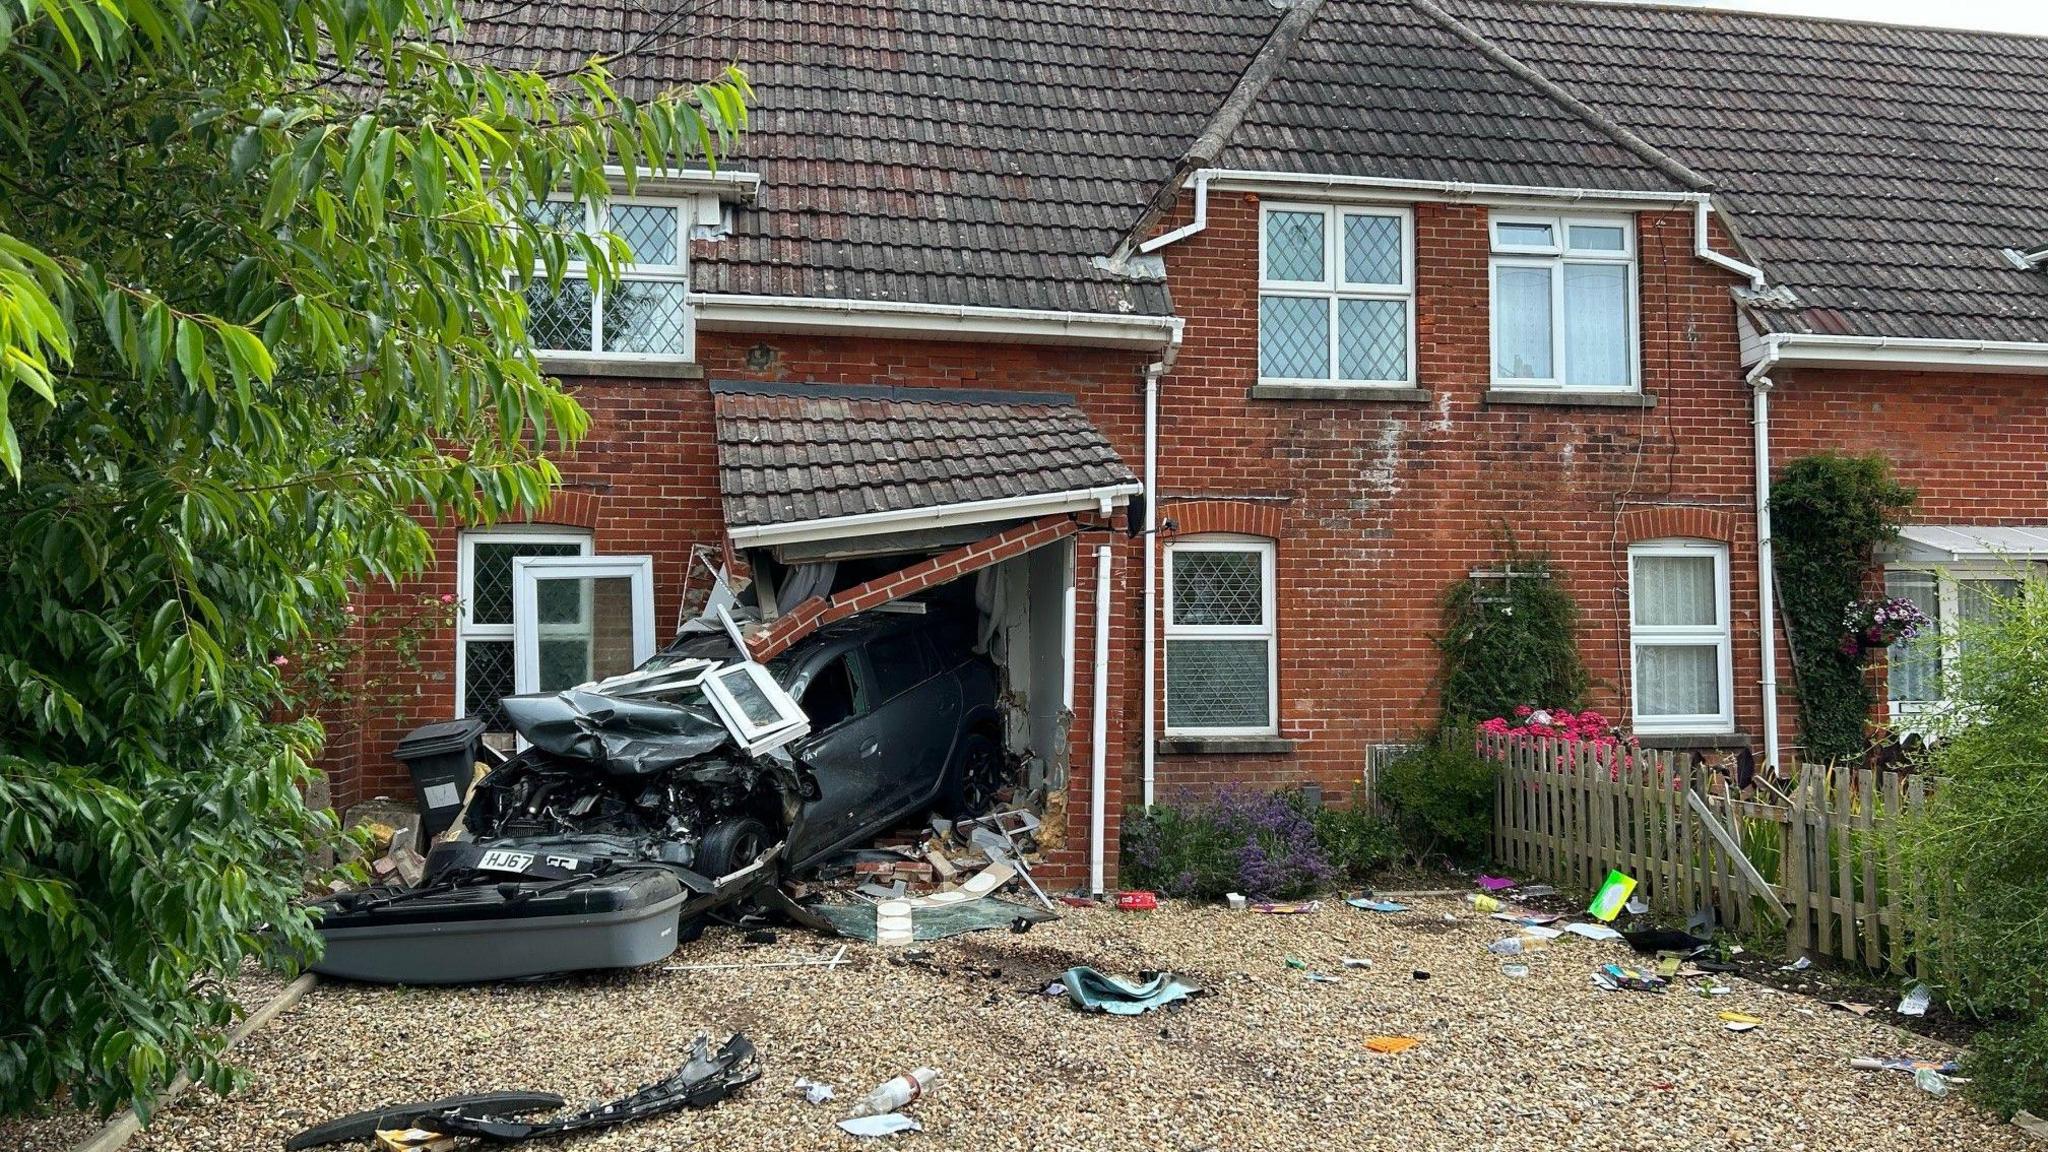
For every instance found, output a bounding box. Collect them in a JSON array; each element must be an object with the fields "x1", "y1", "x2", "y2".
[{"x1": 477, "y1": 849, "x2": 535, "y2": 873}]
